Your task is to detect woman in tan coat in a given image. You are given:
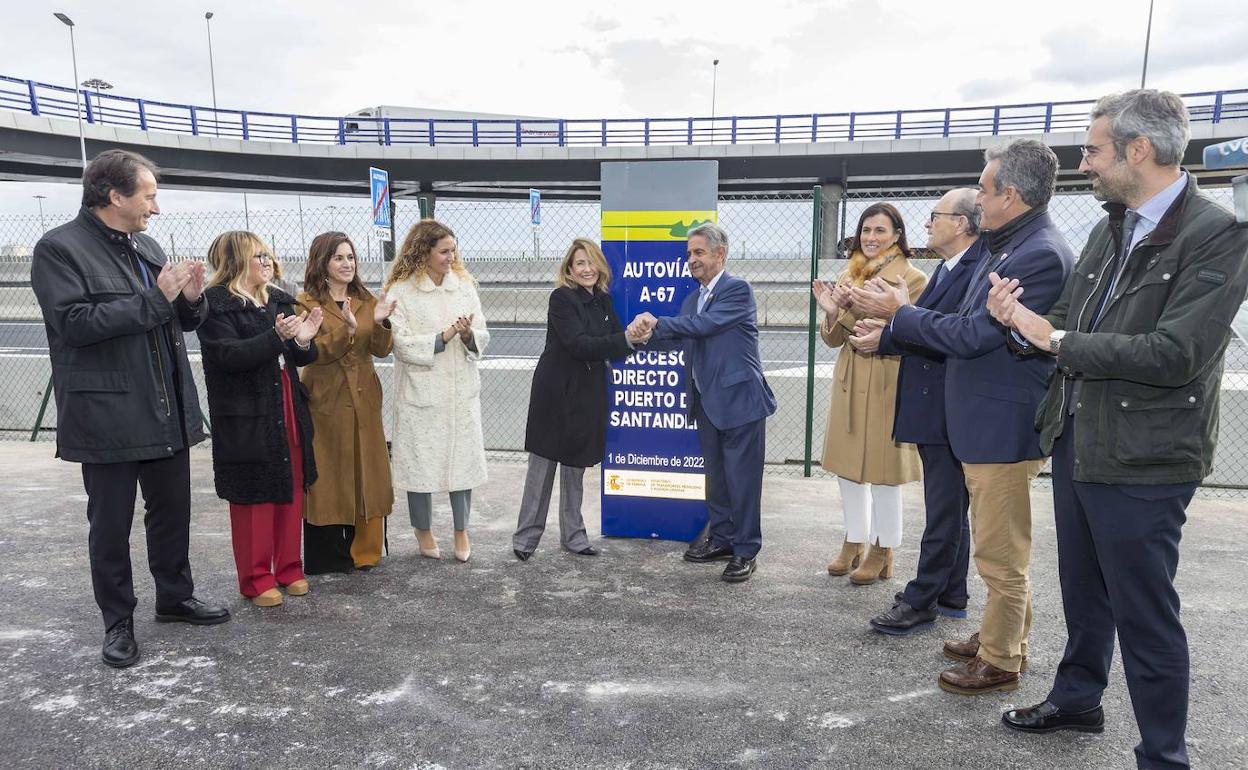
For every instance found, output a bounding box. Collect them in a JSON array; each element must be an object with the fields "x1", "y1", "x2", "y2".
[
  {"x1": 298, "y1": 232, "x2": 397, "y2": 573},
  {"x1": 813, "y1": 202, "x2": 926, "y2": 585}
]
